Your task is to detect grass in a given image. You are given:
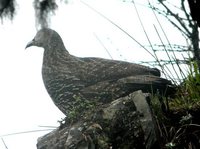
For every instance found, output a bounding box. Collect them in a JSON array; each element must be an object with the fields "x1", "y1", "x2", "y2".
[
  {"x1": 149, "y1": 58, "x2": 200, "y2": 149},
  {"x1": 138, "y1": 2, "x2": 200, "y2": 148},
  {"x1": 168, "y1": 61, "x2": 200, "y2": 110}
]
